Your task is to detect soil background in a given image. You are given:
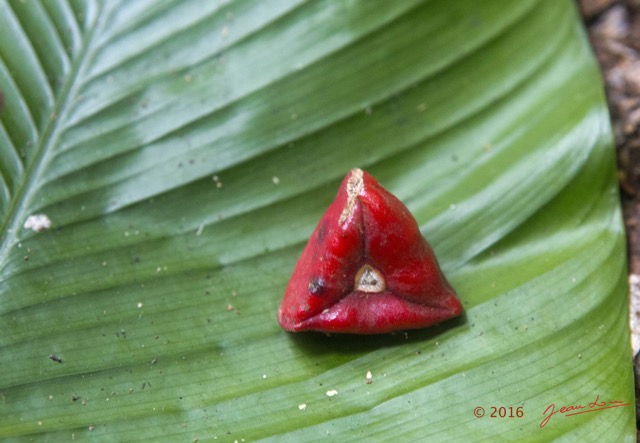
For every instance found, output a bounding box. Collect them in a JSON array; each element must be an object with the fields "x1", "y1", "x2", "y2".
[{"x1": 577, "y1": 0, "x2": 640, "y2": 434}]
